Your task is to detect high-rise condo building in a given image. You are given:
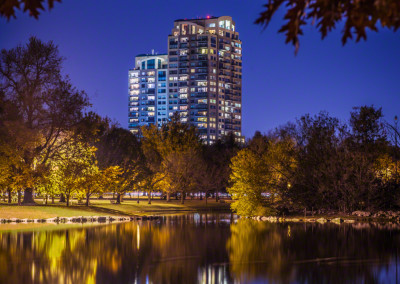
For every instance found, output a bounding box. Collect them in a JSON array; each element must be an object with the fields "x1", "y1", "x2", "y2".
[
  {"x1": 128, "y1": 16, "x2": 243, "y2": 143},
  {"x1": 128, "y1": 53, "x2": 168, "y2": 134}
]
